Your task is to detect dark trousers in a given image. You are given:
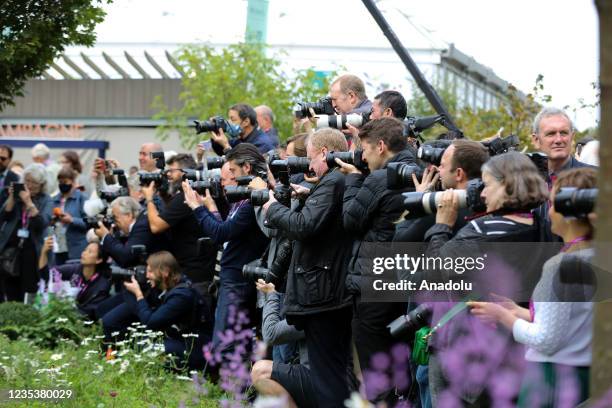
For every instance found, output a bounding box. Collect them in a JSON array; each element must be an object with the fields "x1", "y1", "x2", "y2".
[
  {"x1": 212, "y1": 278, "x2": 255, "y2": 351},
  {"x1": 101, "y1": 301, "x2": 138, "y2": 341},
  {"x1": 299, "y1": 307, "x2": 353, "y2": 408}
]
